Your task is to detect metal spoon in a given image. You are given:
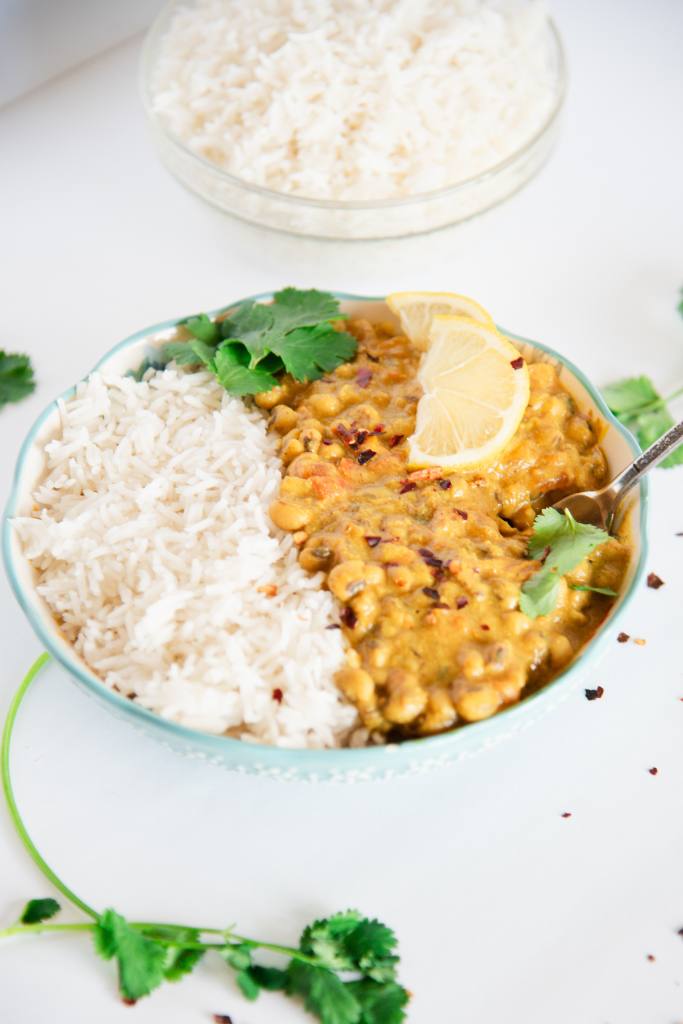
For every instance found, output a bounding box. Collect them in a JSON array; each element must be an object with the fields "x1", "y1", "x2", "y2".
[{"x1": 552, "y1": 418, "x2": 683, "y2": 531}]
